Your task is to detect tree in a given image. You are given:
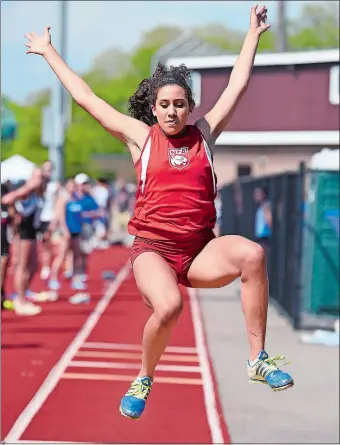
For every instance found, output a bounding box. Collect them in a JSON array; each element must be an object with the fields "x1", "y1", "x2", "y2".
[
  {"x1": 139, "y1": 26, "x2": 183, "y2": 48},
  {"x1": 3, "y1": 3, "x2": 338, "y2": 175},
  {"x1": 288, "y1": 2, "x2": 339, "y2": 50},
  {"x1": 193, "y1": 23, "x2": 243, "y2": 52},
  {"x1": 88, "y1": 48, "x2": 132, "y2": 81}
]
